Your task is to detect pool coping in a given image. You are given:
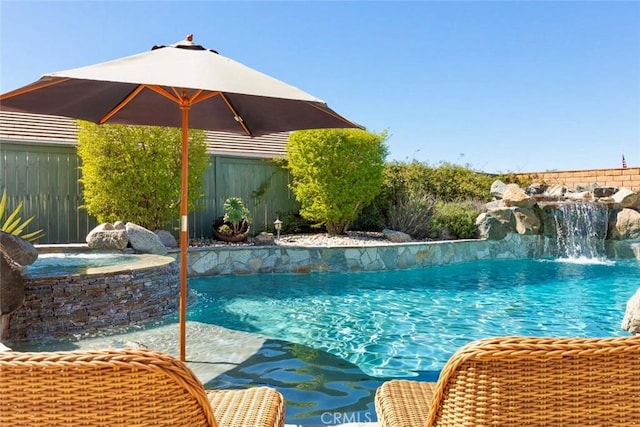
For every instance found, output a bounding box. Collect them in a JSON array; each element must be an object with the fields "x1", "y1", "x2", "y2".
[{"x1": 37, "y1": 235, "x2": 640, "y2": 277}]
